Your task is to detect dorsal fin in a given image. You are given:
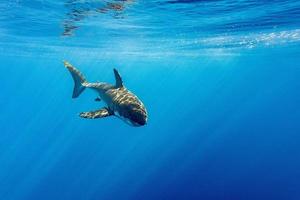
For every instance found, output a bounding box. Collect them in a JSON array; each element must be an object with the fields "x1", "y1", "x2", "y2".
[{"x1": 113, "y1": 68, "x2": 123, "y2": 88}]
